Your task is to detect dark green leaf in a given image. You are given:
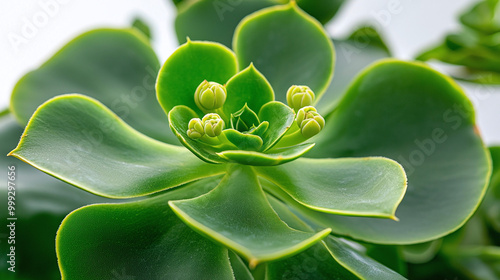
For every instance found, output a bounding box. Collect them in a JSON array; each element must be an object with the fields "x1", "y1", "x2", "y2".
[
  {"x1": 57, "y1": 190, "x2": 235, "y2": 280},
  {"x1": 258, "y1": 101, "x2": 295, "y2": 151}
]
